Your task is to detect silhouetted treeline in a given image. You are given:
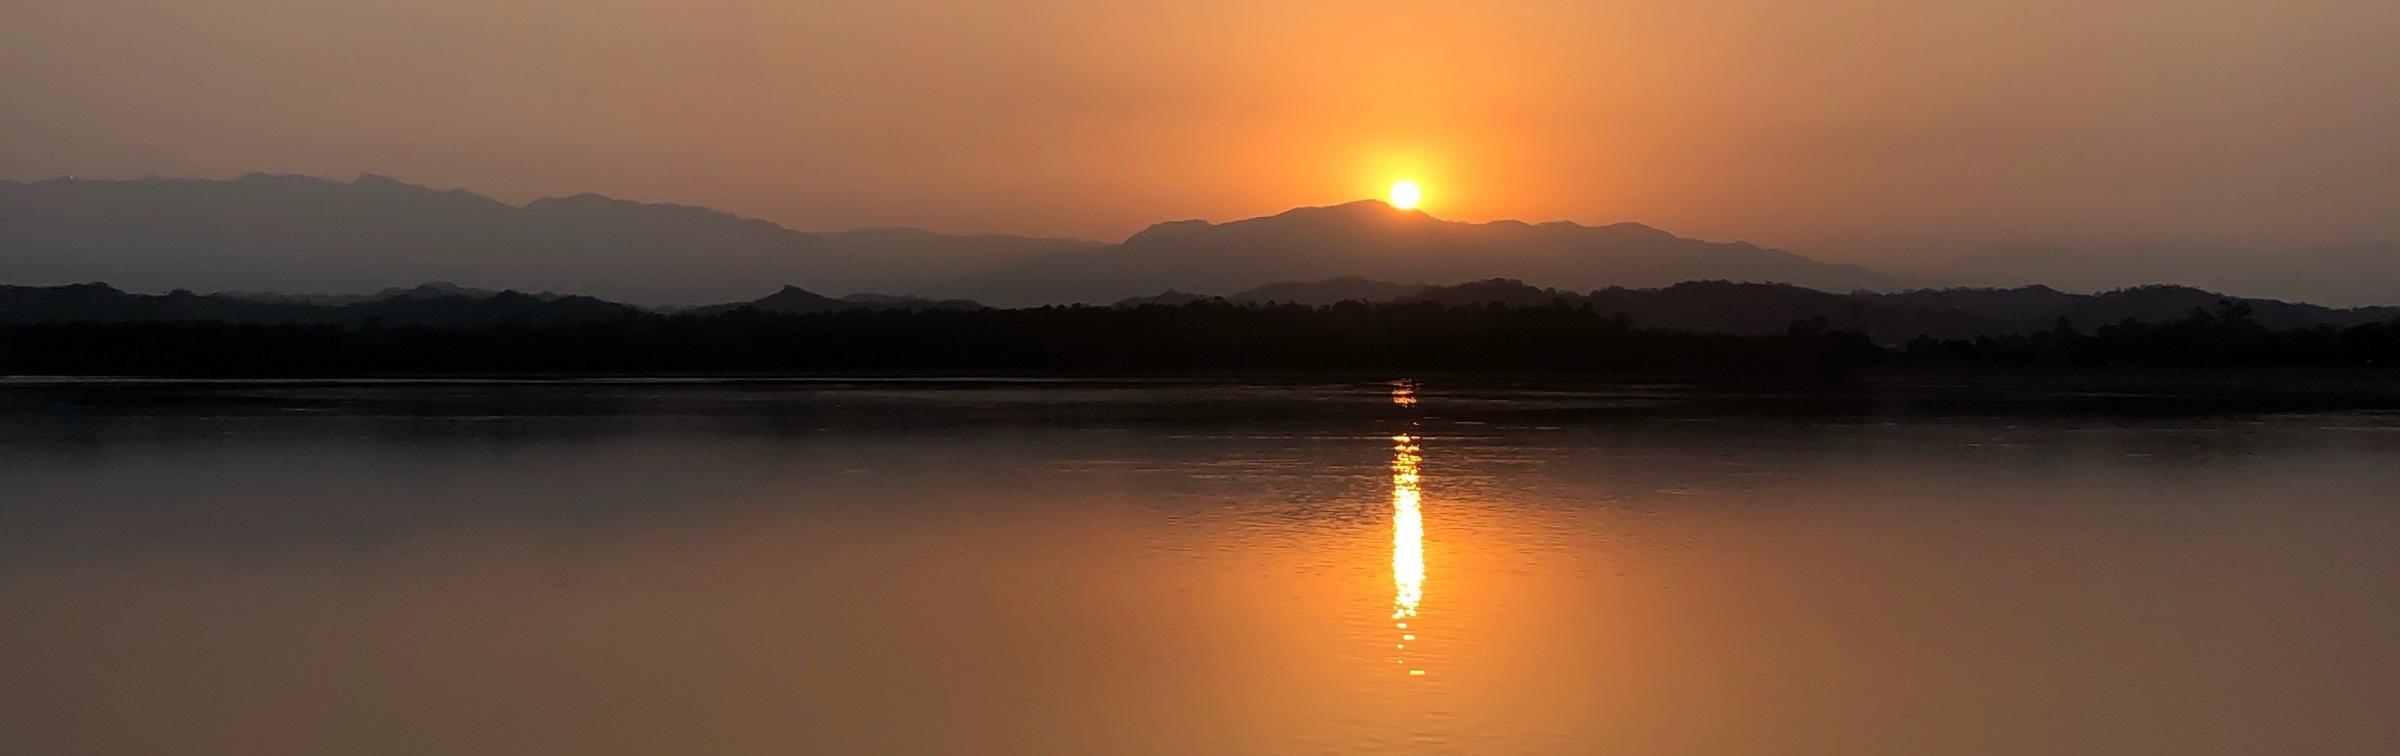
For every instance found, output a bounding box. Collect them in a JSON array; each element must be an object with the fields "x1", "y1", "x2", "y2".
[
  {"x1": 7, "y1": 299, "x2": 2400, "y2": 380},
  {"x1": 16, "y1": 279, "x2": 2400, "y2": 345},
  {"x1": 1393, "y1": 279, "x2": 2400, "y2": 342},
  {"x1": 1895, "y1": 301, "x2": 2400, "y2": 368},
  {"x1": 0, "y1": 301, "x2": 1880, "y2": 380}
]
